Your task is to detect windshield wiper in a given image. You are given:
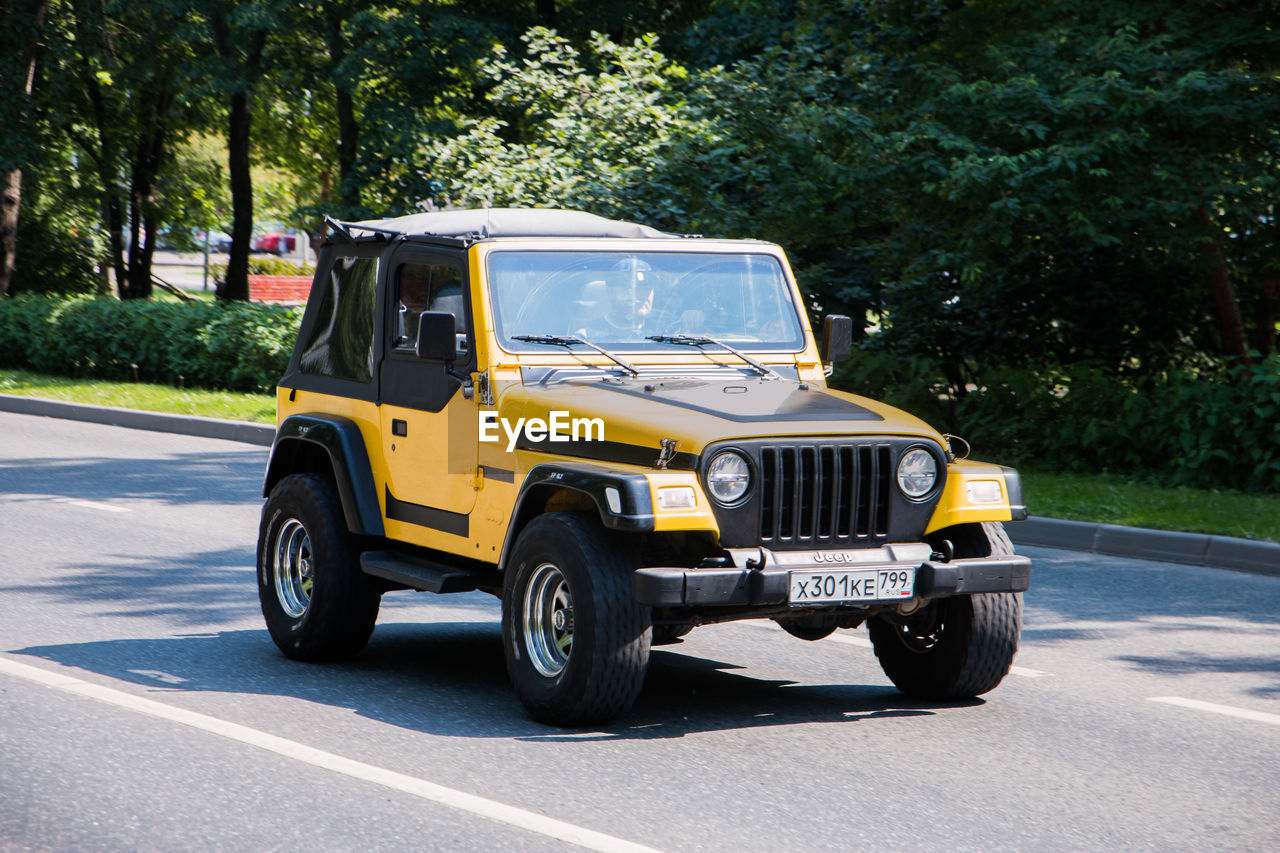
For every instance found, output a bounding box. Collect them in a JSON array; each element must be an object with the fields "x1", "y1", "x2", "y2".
[
  {"x1": 646, "y1": 334, "x2": 781, "y2": 379},
  {"x1": 512, "y1": 334, "x2": 639, "y2": 376}
]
